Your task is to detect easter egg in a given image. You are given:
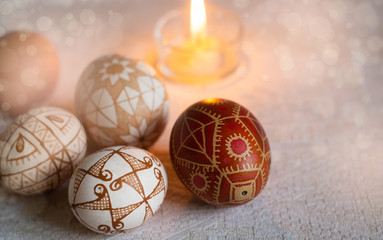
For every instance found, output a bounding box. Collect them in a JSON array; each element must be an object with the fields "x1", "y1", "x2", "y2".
[
  {"x1": 0, "y1": 31, "x2": 59, "y2": 116},
  {"x1": 170, "y1": 98, "x2": 271, "y2": 206},
  {"x1": 68, "y1": 146, "x2": 168, "y2": 234},
  {"x1": 75, "y1": 54, "x2": 169, "y2": 149},
  {"x1": 0, "y1": 107, "x2": 87, "y2": 195}
]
